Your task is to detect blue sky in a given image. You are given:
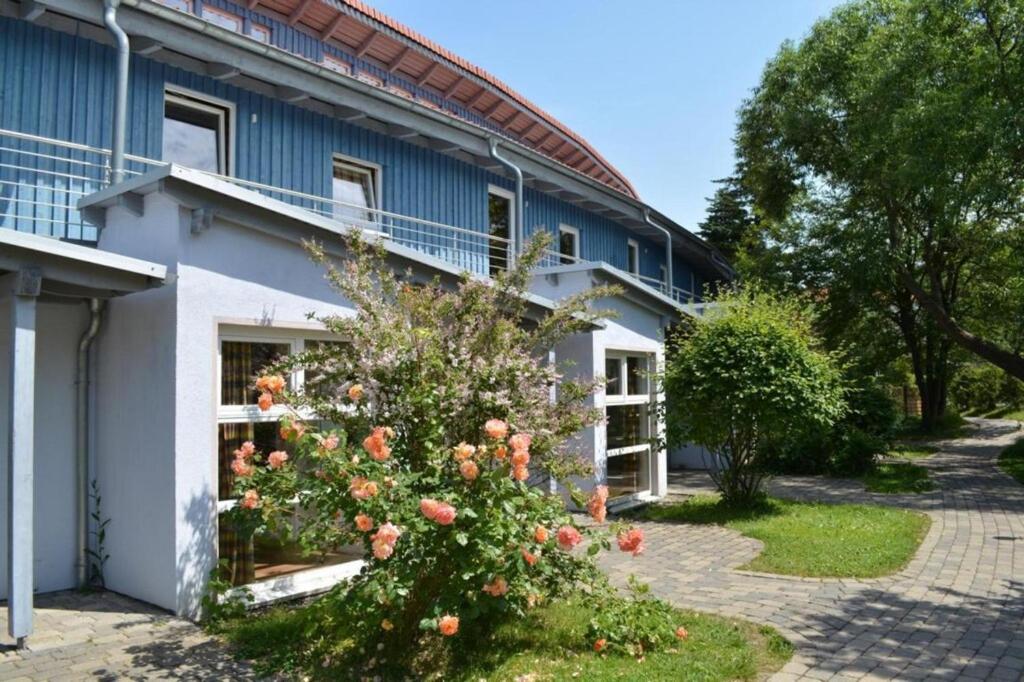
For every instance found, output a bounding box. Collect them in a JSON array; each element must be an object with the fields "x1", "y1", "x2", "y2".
[{"x1": 369, "y1": 0, "x2": 842, "y2": 232}]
